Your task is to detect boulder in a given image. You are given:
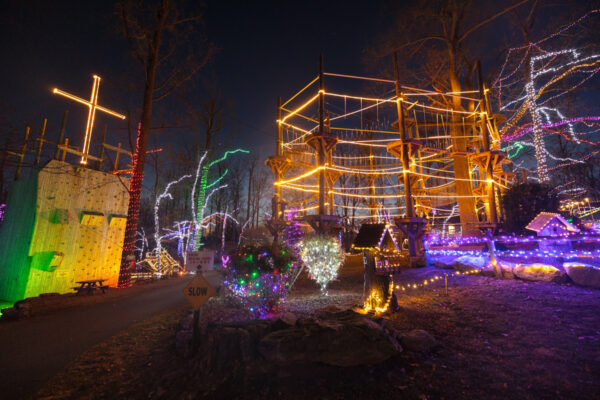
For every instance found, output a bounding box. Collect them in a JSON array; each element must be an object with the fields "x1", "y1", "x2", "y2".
[
  {"x1": 432, "y1": 256, "x2": 454, "y2": 269},
  {"x1": 563, "y1": 262, "x2": 600, "y2": 288},
  {"x1": 513, "y1": 264, "x2": 565, "y2": 283},
  {"x1": 259, "y1": 309, "x2": 402, "y2": 367},
  {"x1": 0, "y1": 307, "x2": 20, "y2": 320},
  {"x1": 453, "y1": 255, "x2": 489, "y2": 271},
  {"x1": 399, "y1": 329, "x2": 438, "y2": 352},
  {"x1": 498, "y1": 261, "x2": 517, "y2": 279},
  {"x1": 278, "y1": 312, "x2": 298, "y2": 327}
]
